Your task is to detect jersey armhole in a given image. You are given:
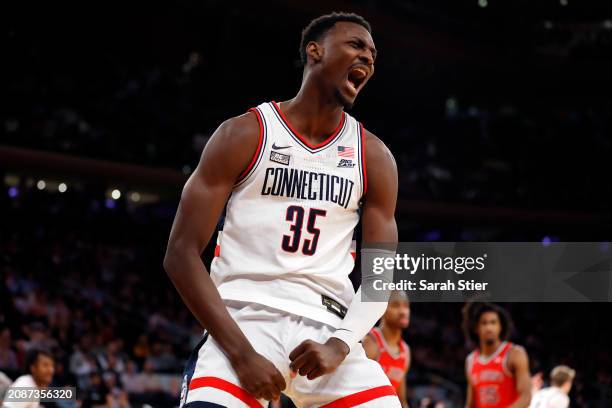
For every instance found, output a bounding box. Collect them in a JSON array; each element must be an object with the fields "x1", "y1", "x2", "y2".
[
  {"x1": 234, "y1": 108, "x2": 266, "y2": 186},
  {"x1": 358, "y1": 122, "x2": 368, "y2": 198},
  {"x1": 502, "y1": 344, "x2": 514, "y2": 377},
  {"x1": 466, "y1": 352, "x2": 475, "y2": 377}
]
